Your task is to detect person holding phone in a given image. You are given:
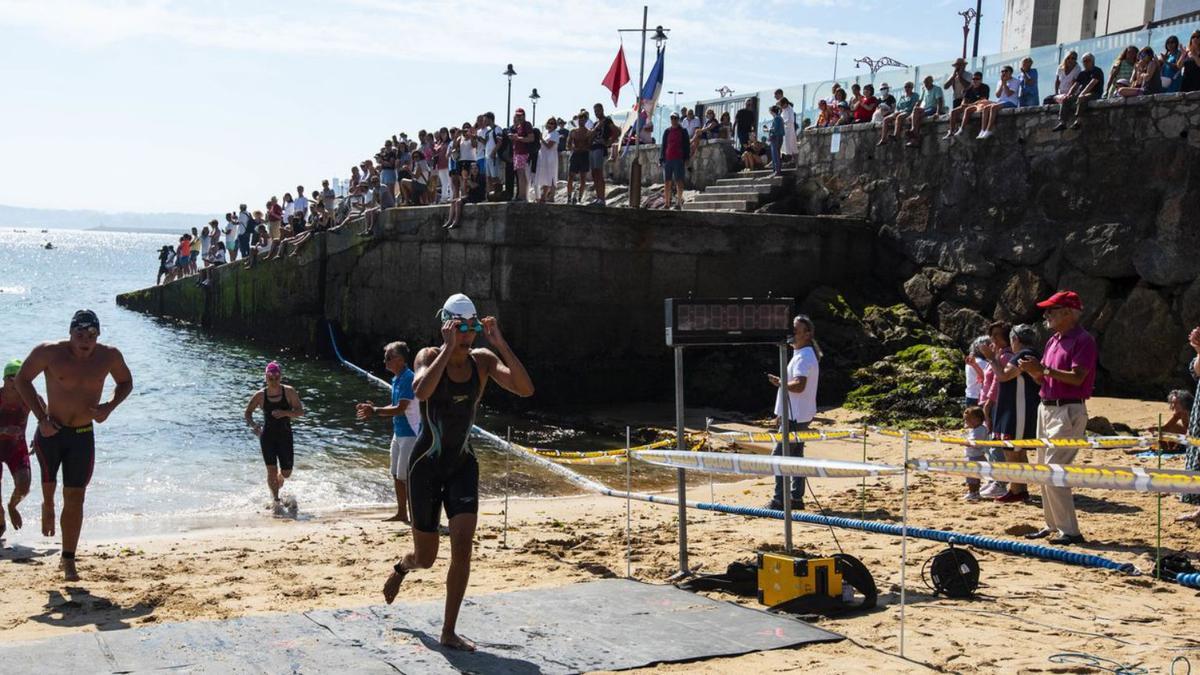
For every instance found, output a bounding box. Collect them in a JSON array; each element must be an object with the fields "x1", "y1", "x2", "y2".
[{"x1": 764, "y1": 315, "x2": 820, "y2": 511}]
